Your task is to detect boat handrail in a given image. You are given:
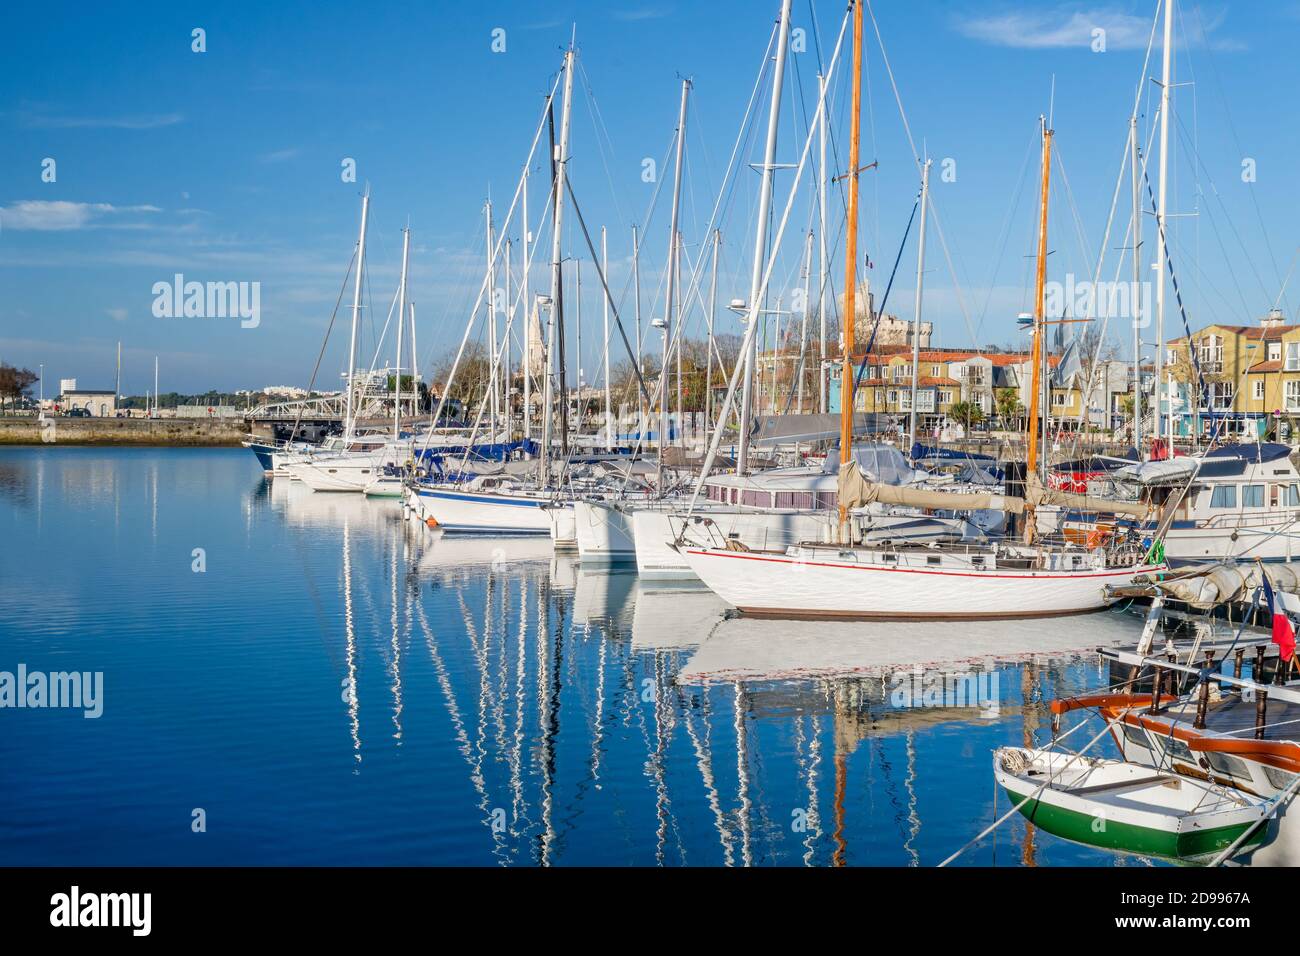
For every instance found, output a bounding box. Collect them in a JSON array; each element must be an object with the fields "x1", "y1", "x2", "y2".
[
  {"x1": 1186, "y1": 737, "x2": 1300, "y2": 774},
  {"x1": 1050, "y1": 692, "x2": 1177, "y2": 716}
]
